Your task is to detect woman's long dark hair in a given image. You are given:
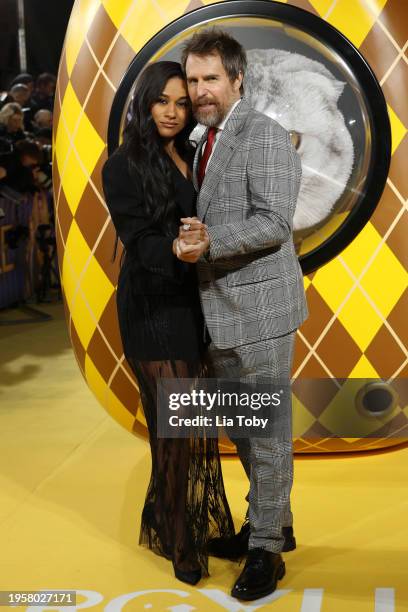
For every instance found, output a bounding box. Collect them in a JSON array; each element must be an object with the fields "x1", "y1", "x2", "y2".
[{"x1": 112, "y1": 61, "x2": 195, "y2": 262}]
